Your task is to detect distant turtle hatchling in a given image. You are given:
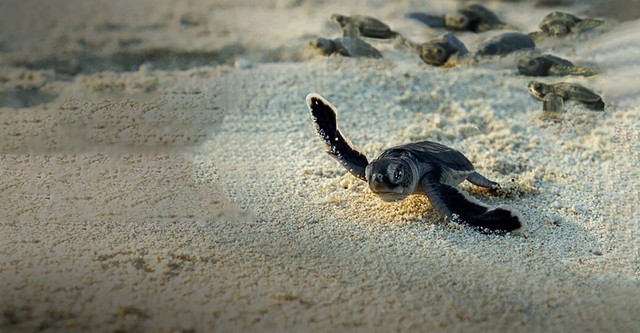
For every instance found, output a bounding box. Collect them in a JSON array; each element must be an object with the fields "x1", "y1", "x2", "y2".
[
  {"x1": 396, "y1": 33, "x2": 469, "y2": 66},
  {"x1": 310, "y1": 37, "x2": 383, "y2": 58},
  {"x1": 518, "y1": 54, "x2": 597, "y2": 76},
  {"x1": 306, "y1": 93, "x2": 522, "y2": 234},
  {"x1": 331, "y1": 14, "x2": 399, "y2": 39},
  {"x1": 476, "y1": 32, "x2": 536, "y2": 56},
  {"x1": 529, "y1": 11, "x2": 604, "y2": 39},
  {"x1": 406, "y1": 3, "x2": 508, "y2": 33},
  {"x1": 528, "y1": 80, "x2": 605, "y2": 112}
]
